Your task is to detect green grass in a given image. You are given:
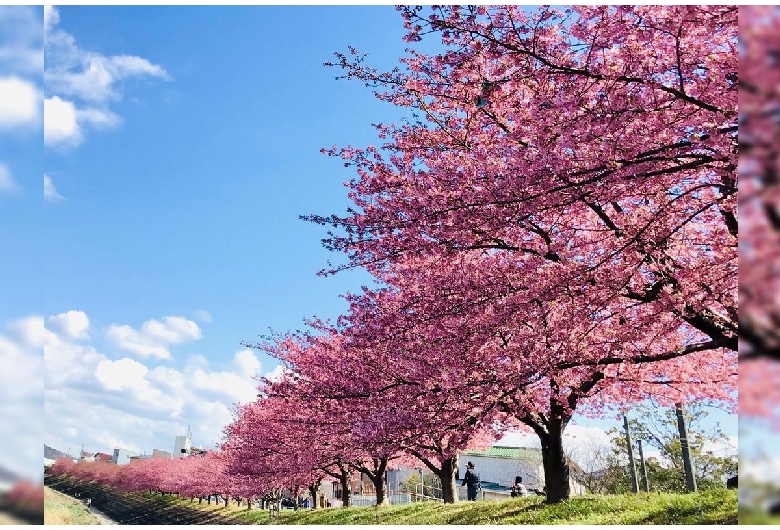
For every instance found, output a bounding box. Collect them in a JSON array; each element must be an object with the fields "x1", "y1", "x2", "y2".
[
  {"x1": 44, "y1": 486, "x2": 101, "y2": 525},
  {"x1": 61, "y1": 484, "x2": 737, "y2": 525},
  {"x1": 738, "y1": 508, "x2": 780, "y2": 525},
  {"x1": 151, "y1": 489, "x2": 736, "y2": 525}
]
